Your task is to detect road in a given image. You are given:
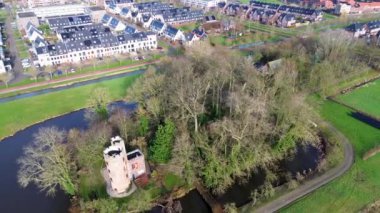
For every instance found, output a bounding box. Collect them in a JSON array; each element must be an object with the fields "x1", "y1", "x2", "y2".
[
  {"x1": 0, "y1": 61, "x2": 155, "y2": 95},
  {"x1": 253, "y1": 122, "x2": 354, "y2": 213}
]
